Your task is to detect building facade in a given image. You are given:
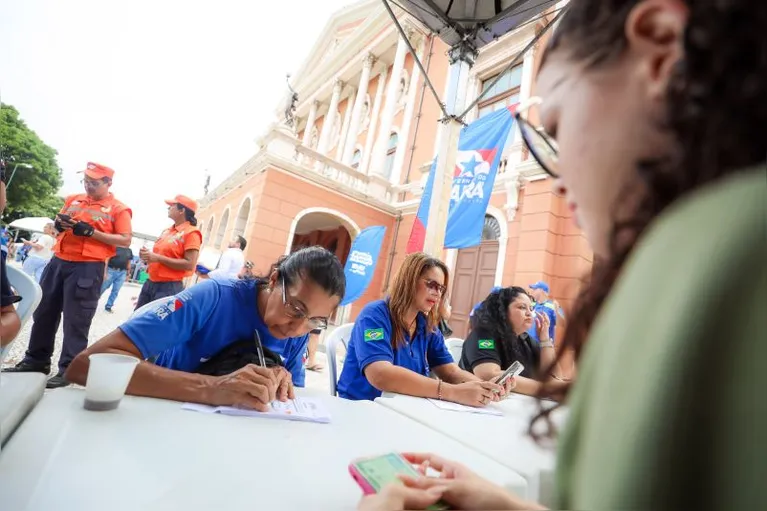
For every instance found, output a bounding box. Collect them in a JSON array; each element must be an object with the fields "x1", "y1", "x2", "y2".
[{"x1": 196, "y1": 0, "x2": 591, "y2": 338}]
